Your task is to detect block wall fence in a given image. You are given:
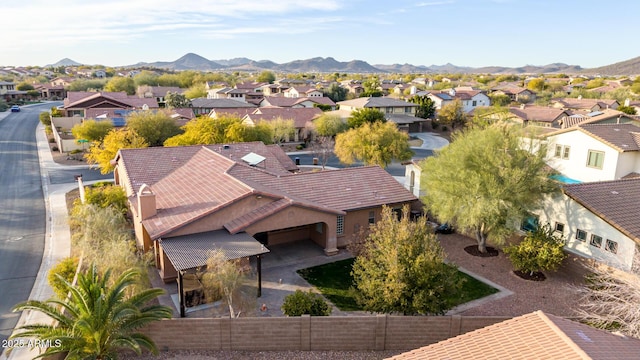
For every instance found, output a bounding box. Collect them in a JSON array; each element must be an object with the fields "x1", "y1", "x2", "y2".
[{"x1": 141, "y1": 315, "x2": 510, "y2": 352}]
